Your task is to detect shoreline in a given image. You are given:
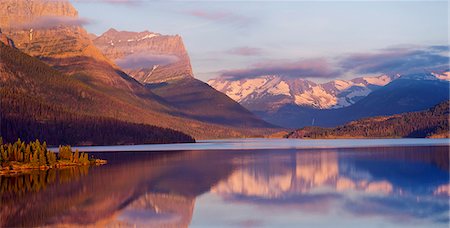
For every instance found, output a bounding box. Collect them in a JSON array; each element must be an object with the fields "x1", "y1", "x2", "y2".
[
  {"x1": 48, "y1": 138, "x2": 450, "y2": 153},
  {"x1": 0, "y1": 159, "x2": 107, "y2": 176}
]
